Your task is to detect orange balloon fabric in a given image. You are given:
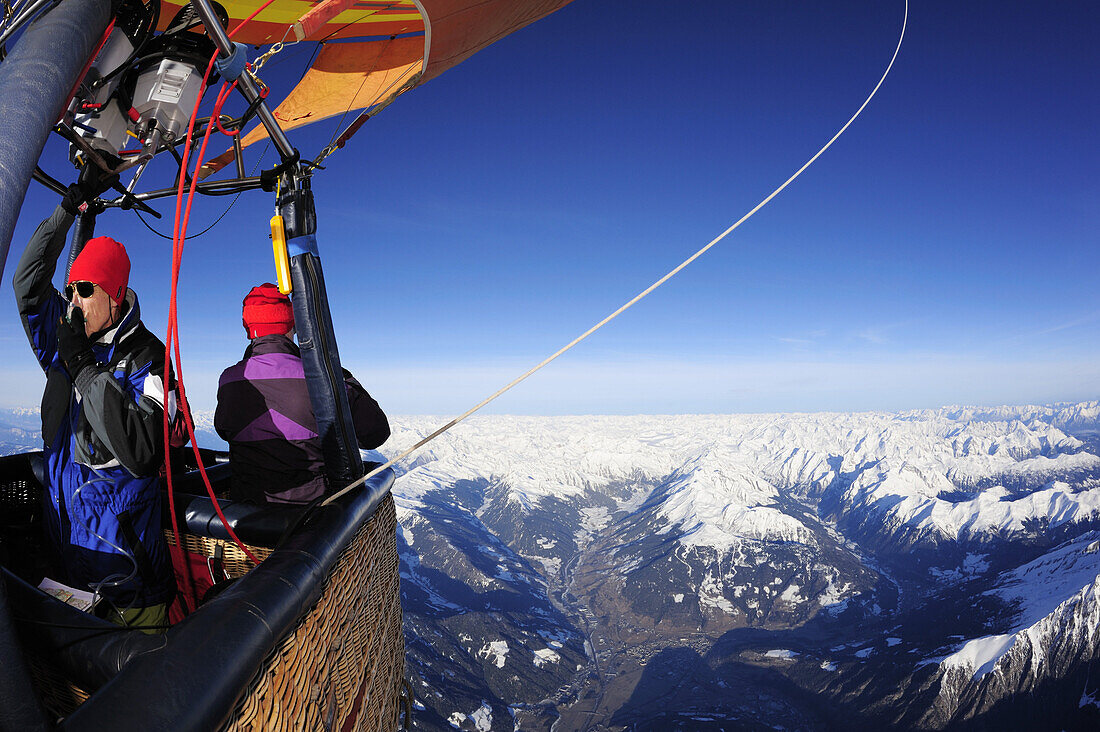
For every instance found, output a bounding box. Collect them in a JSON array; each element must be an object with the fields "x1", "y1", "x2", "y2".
[{"x1": 187, "y1": 0, "x2": 574, "y2": 176}]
